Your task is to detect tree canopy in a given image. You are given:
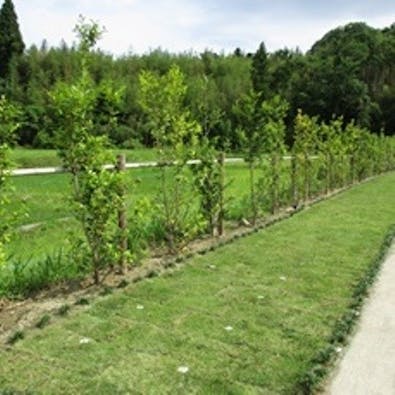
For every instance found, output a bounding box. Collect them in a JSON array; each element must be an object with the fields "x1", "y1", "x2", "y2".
[
  {"x1": 0, "y1": 16, "x2": 393, "y2": 148},
  {"x1": 0, "y1": 0, "x2": 24, "y2": 78}
]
